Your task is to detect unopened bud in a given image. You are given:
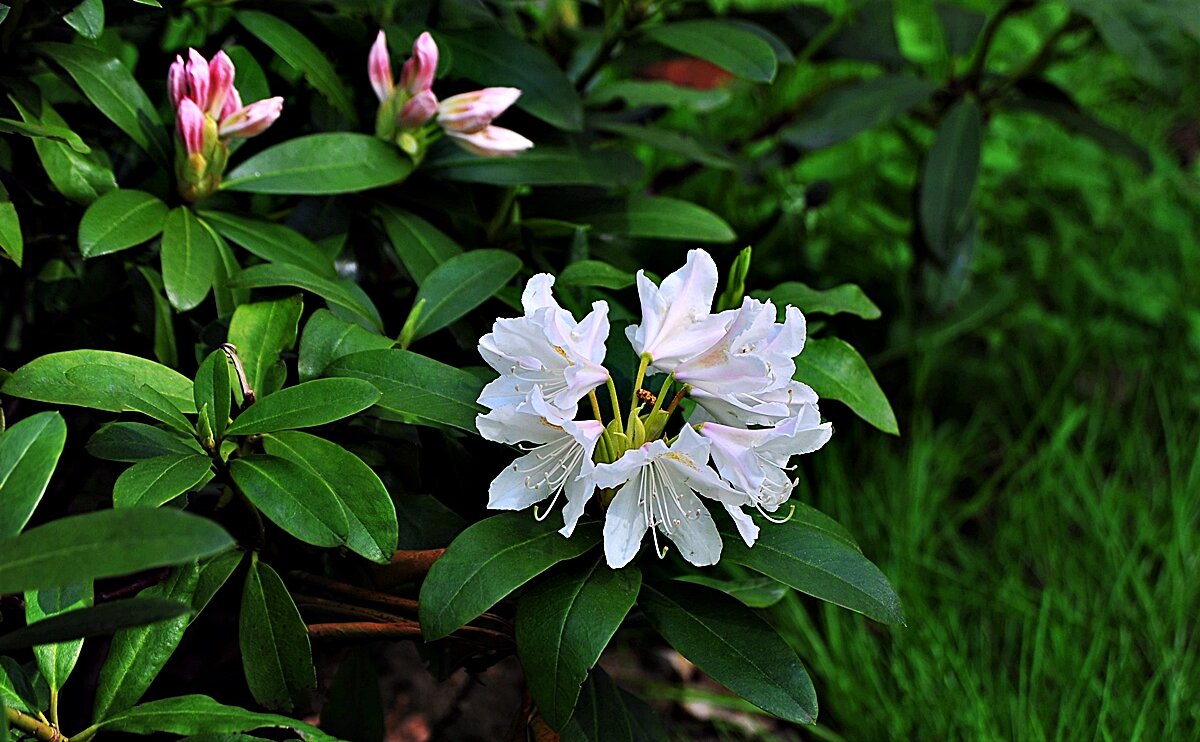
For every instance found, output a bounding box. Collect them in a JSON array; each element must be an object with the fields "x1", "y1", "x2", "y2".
[
  {"x1": 368, "y1": 30, "x2": 393, "y2": 103},
  {"x1": 437, "y1": 87, "x2": 521, "y2": 134},
  {"x1": 400, "y1": 32, "x2": 438, "y2": 95},
  {"x1": 399, "y1": 89, "x2": 437, "y2": 130}
]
